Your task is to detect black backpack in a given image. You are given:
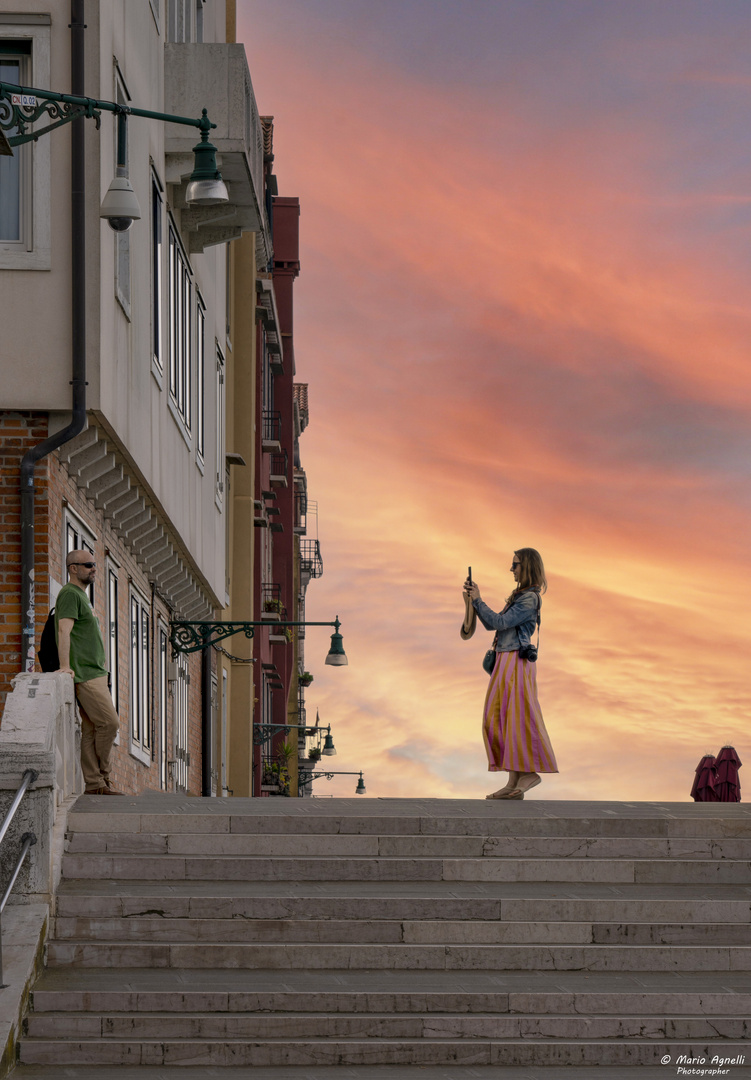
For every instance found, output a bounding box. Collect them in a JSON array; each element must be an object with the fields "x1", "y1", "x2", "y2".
[{"x1": 38, "y1": 608, "x2": 59, "y2": 672}]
